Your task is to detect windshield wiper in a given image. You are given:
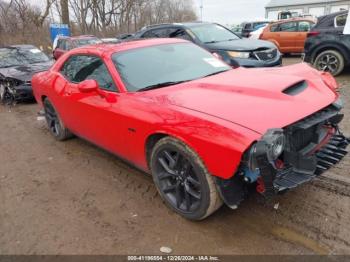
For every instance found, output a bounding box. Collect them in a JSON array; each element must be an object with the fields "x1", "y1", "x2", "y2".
[
  {"x1": 203, "y1": 70, "x2": 229, "y2": 78},
  {"x1": 137, "y1": 80, "x2": 189, "y2": 92},
  {"x1": 204, "y1": 40, "x2": 219, "y2": 44}
]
